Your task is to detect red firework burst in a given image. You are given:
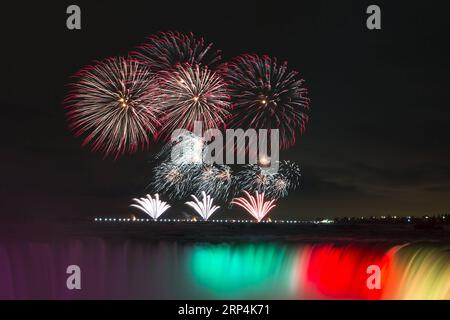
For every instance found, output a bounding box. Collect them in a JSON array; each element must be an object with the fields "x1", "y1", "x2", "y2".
[
  {"x1": 130, "y1": 31, "x2": 221, "y2": 72},
  {"x1": 64, "y1": 57, "x2": 161, "y2": 158},
  {"x1": 156, "y1": 63, "x2": 231, "y2": 140},
  {"x1": 220, "y1": 54, "x2": 310, "y2": 149}
]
